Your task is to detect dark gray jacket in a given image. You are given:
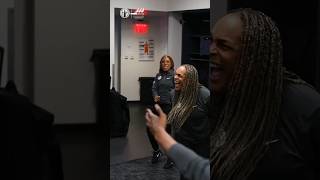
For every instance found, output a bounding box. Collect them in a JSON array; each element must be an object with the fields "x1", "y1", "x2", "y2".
[
  {"x1": 152, "y1": 69, "x2": 175, "y2": 105},
  {"x1": 168, "y1": 143, "x2": 209, "y2": 180},
  {"x1": 171, "y1": 85, "x2": 210, "y2": 158}
]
